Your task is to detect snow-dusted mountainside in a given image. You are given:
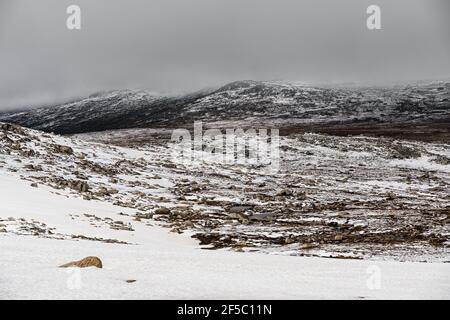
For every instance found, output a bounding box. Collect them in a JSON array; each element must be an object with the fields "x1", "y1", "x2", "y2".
[
  {"x1": 185, "y1": 80, "x2": 450, "y2": 123},
  {"x1": 1, "y1": 122, "x2": 450, "y2": 298},
  {"x1": 0, "y1": 89, "x2": 181, "y2": 134},
  {"x1": 1, "y1": 81, "x2": 449, "y2": 138}
]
